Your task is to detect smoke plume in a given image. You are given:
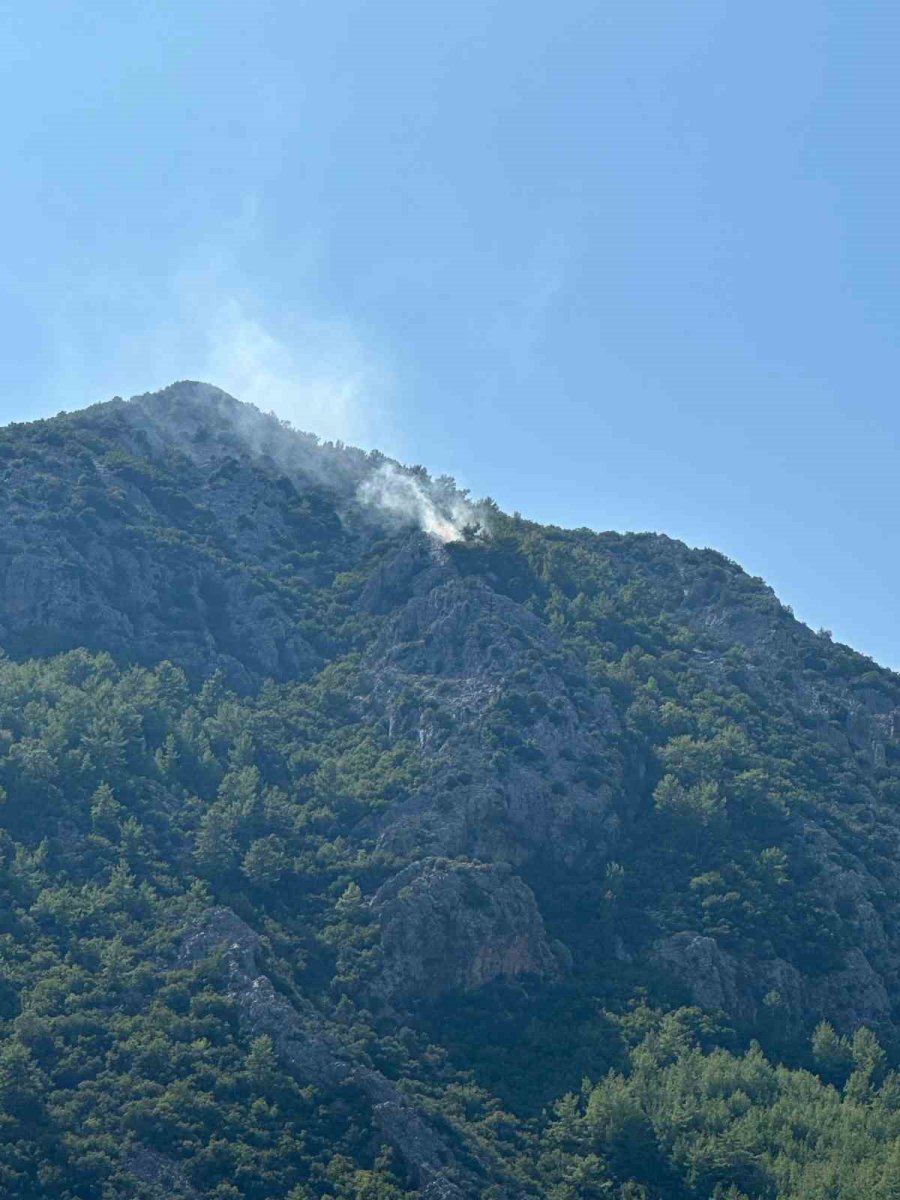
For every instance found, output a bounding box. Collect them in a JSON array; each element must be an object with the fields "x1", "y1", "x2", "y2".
[{"x1": 357, "y1": 463, "x2": 483, "y2": 544}]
